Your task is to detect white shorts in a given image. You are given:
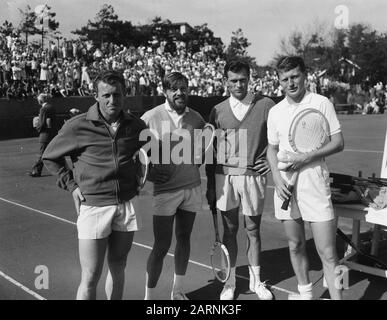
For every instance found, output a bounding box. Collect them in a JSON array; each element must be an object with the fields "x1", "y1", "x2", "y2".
[
  {"x1": 215, "y1": 174, "x2": 266, "y2": 216},
  {"x1": 274, "y1": 161, "x2": 335, "y2": 222},
  {"x1": 77, "y1": 197, "x2": 141, "y2": 239},
  {"x1": 153, "y1": 186, "x2": 203, "y2": 216}
]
